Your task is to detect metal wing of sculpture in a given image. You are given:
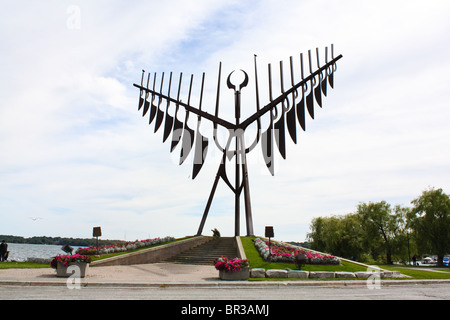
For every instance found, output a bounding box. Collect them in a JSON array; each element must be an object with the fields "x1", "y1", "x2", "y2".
[{"x1": 133, "y1": 45, "x2": 343, "y2": 236}]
